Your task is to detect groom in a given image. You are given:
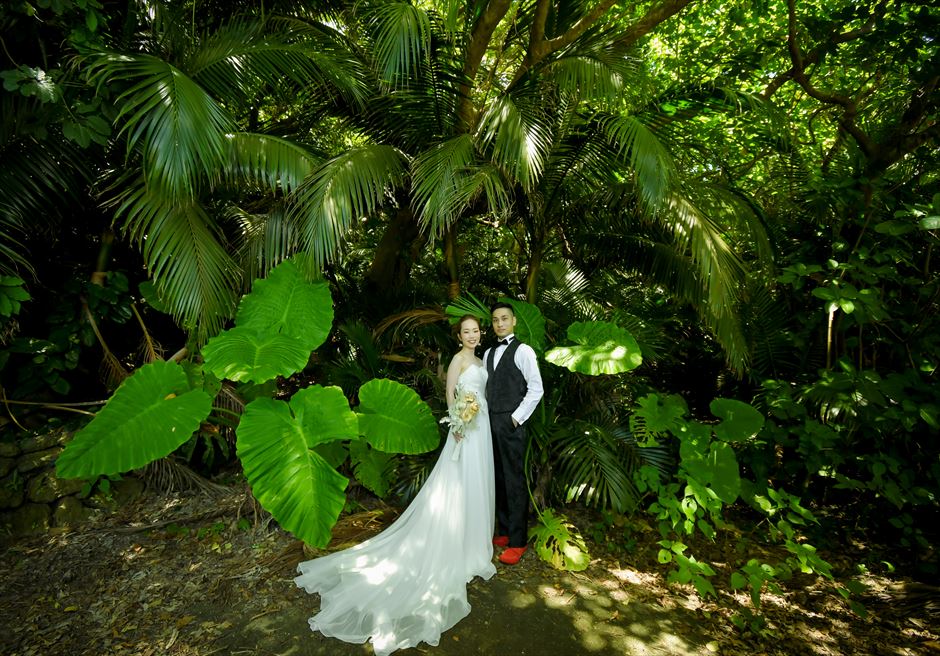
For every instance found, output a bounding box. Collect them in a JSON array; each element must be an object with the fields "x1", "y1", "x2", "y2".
[{"x1": 484, "y1": 302, "x2": 543, "y2": 565}]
